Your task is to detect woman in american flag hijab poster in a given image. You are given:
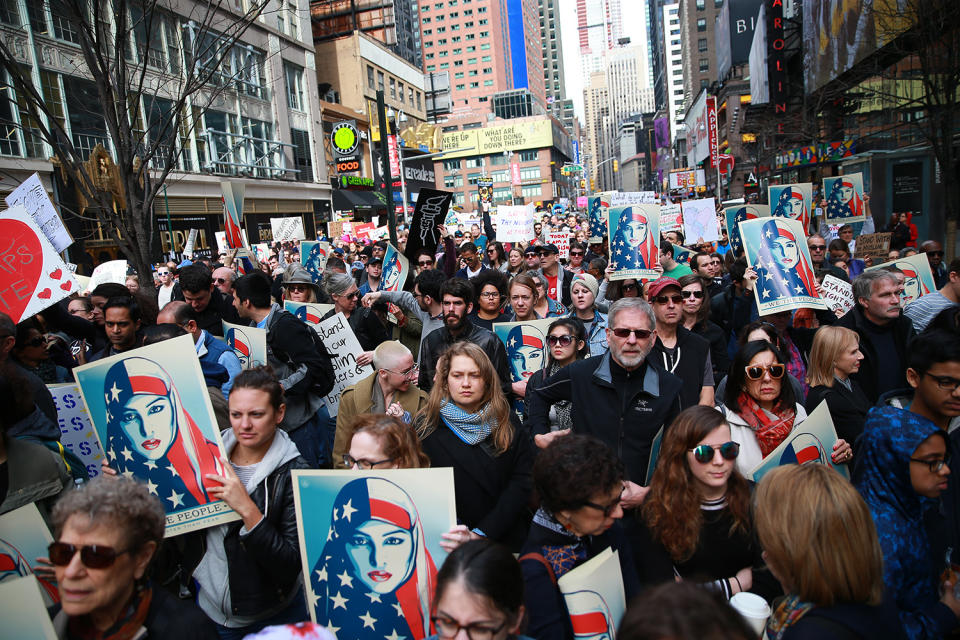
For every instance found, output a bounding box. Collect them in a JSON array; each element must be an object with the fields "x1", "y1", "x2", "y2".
[
  {"x1": 739, "y1": 217, "x2": 827, "y2": 315},
  {"x1": 823, "y1": 173, "x2": 866, "y2": 224},
  {"x1": 73, "y1": 335, "x2": 239, "y2": 536},
  {"x1": 293, "y1": 469, "x2": 456, "y2": 640}
]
